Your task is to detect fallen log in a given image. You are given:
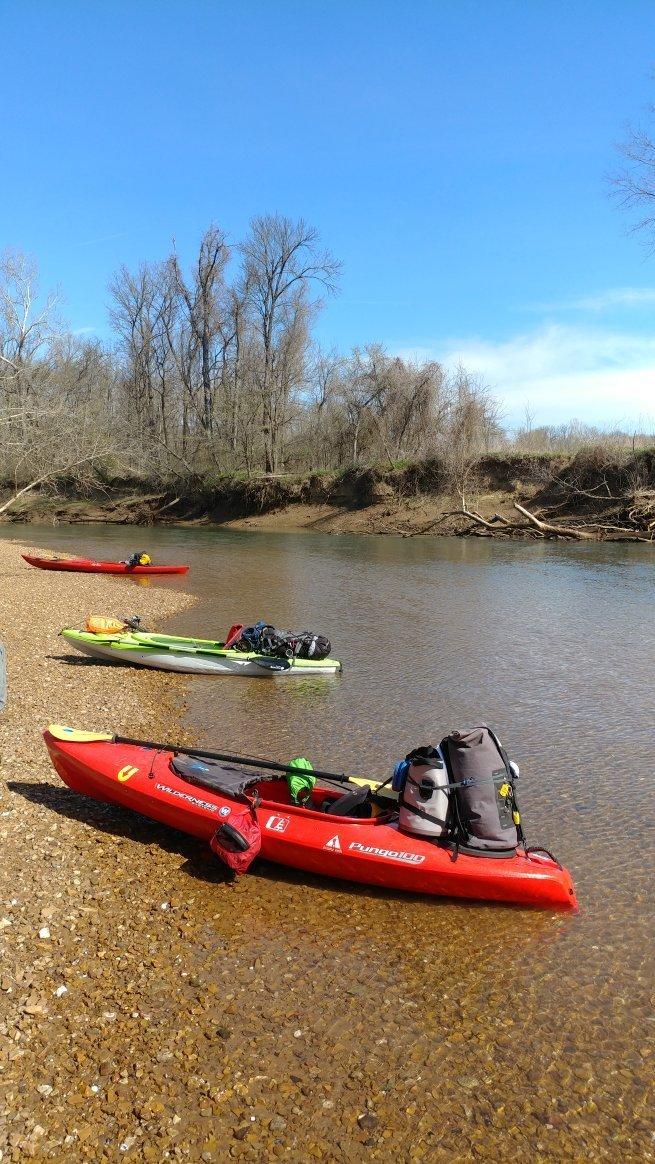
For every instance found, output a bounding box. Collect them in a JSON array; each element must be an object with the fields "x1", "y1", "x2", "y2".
[
  {"x1": 461, "y1": 504, "x2": 539, "y2": 537},
  {"x1": 513, "y1": 503, "x2": 597, "y2": 540},
  {"x1": 158, "y1": 496, "x2": 182, "y2": 513},
  {"x1": 461, "y1": 505, "x2": 498, "y2": 530},
  {"x1": 513, "y1": 505, "x2": 654, "y2": 542}
]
